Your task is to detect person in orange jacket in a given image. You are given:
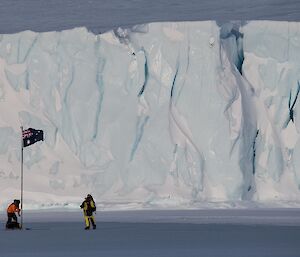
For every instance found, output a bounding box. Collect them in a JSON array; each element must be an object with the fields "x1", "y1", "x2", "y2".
[{"x1": 6, "y1": 199, "x2": 21, "y2": 228}]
